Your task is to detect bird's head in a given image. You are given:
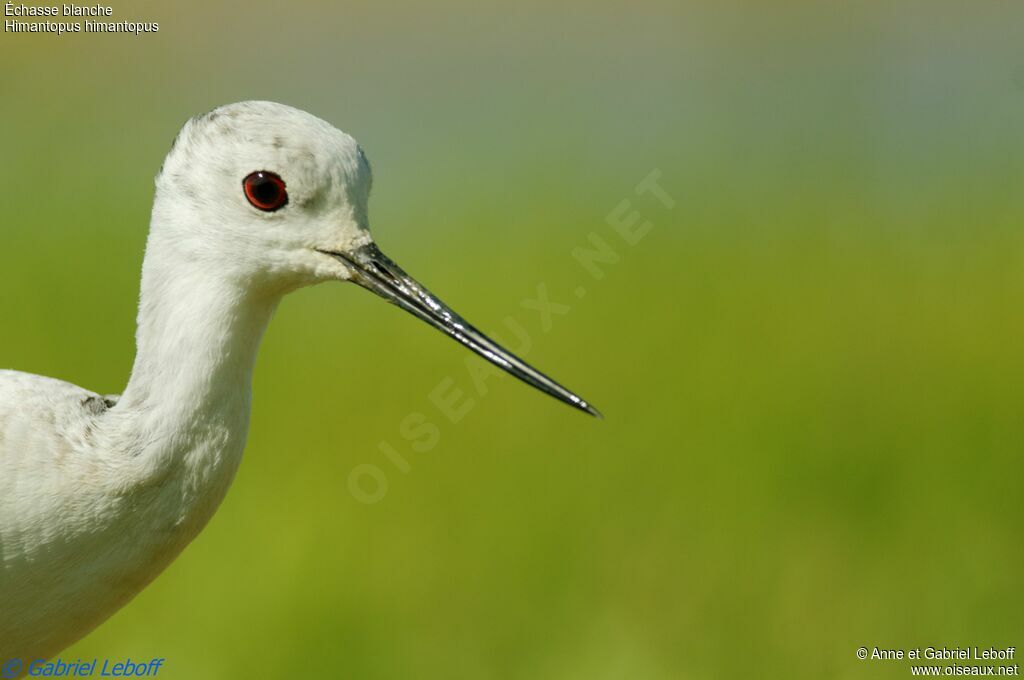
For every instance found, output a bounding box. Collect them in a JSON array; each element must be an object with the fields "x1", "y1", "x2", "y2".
[
  {"x1": 149, "y1": 101, "x2": 599, "y2": 416},
  {"x1": 153, "y1": 101, "x2": 373, "y2": 288}
]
